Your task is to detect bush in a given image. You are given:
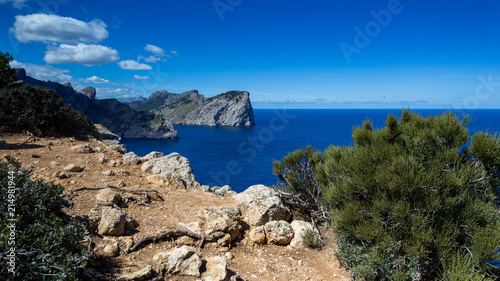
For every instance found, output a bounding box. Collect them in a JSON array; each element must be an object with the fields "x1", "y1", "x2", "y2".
[
  {"x1": 0, "y1": 84, "x2": 97, "y2": 137},
  {"x1": 0, "y1": 51, "x2": 16, "y2": 90},
  {"x1": 0, "y1": 156, "x2": 92, "y2": 280},
  {"x1": 302, "y1": 229, "x2": 322, "y2": 249},
  {"x1": 273, "y1": 110, "x2": 500, "y2": 280}
]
